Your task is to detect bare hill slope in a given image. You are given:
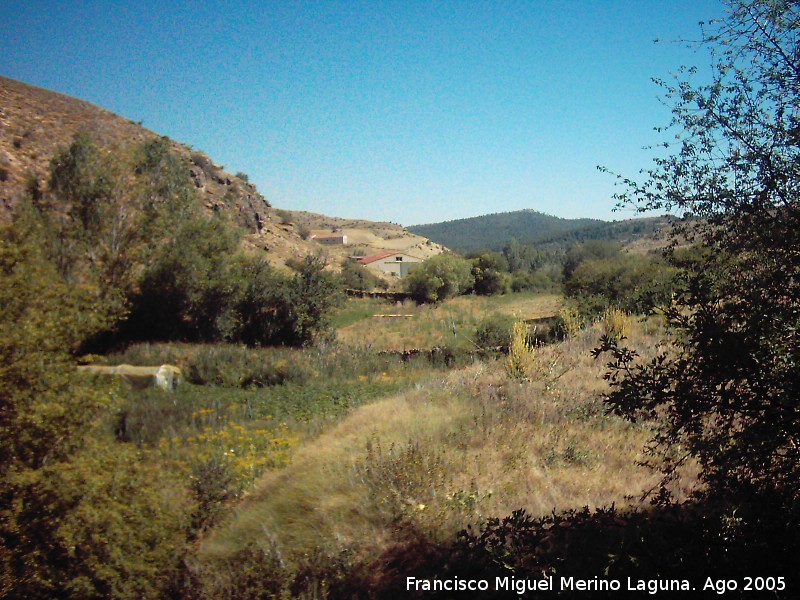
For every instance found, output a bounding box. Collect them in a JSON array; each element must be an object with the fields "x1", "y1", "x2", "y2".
[
  {"x1": 0, "y1": 75, "x2": 270, "y2": 230},
  {"x1": 0, "y1": 75, "x2": 444, "y2": 271}
]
